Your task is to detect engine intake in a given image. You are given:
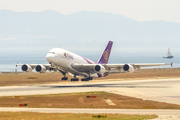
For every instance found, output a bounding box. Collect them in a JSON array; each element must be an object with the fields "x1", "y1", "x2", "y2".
[
  {"x1": 35, "y1": 65, "x2": 46, "y2": 73},
  {"x1": 94, "y1": 65, "x2": 106, "y2": 74},
  {"x1": 21, "y1": 64, "x2": 32, "y2": 72},
  {"x1": 123, "y1": 64, "x2": 135, "y2": 73}
]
